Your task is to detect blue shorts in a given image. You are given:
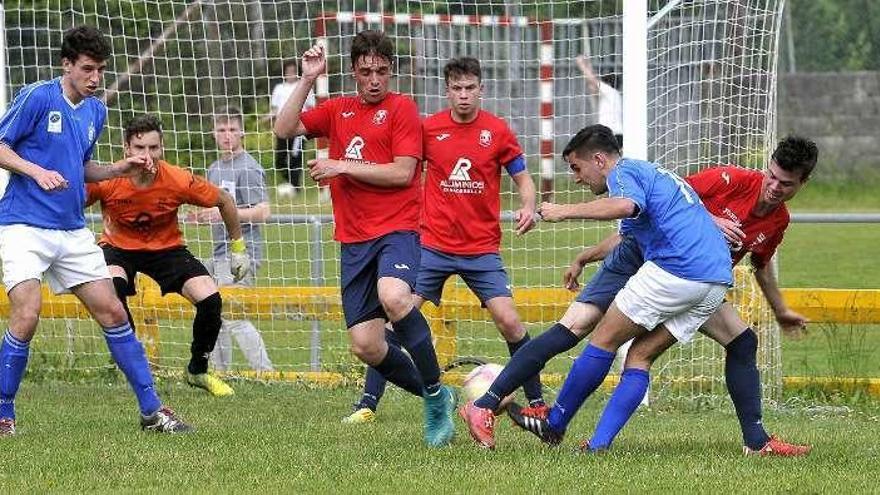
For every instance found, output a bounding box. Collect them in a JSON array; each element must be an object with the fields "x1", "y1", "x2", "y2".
[
  {"x1": 340, "y1": 231, "x2": 420, "y2": 328},
  {"x1": 416, "y1": 247, "x2": 512, "y2": 307},
  {"x1": 576, "y1": 235, "x2": 644, "y2": 312}
]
